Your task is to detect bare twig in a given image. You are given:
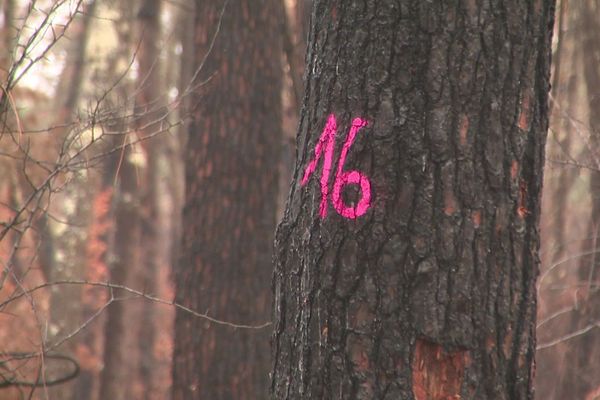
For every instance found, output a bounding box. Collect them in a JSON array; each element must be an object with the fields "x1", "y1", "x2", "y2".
[{"x1": 1, "y1": 279, "x2": 272, "y2": 330}]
